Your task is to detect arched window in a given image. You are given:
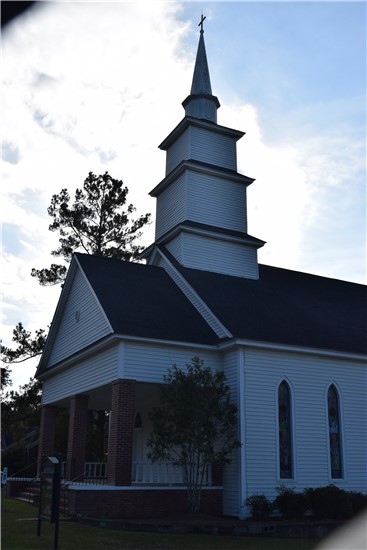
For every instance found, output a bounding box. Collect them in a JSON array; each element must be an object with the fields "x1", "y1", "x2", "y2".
[
  {"x1": 327, "y1": 384, "x2": 343, "y2": 479},
  {"x1": 134, "y1": 412, "x2": 142, "y2": 428},
  {"x1": 278, "y1": 381, "x2": 293, "y2": 479}
]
